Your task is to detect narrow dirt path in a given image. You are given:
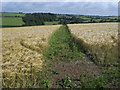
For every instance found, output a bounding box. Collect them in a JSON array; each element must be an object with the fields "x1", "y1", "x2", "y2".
[{"x1": 50, "y1": 58, "x2": 100, "y2": 88}]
